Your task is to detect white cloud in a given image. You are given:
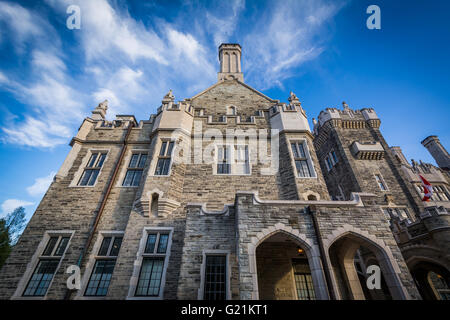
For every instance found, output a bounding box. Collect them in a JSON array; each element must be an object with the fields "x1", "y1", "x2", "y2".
[
  {"x1": 0, "y1": 2, "x2": 43, "y2": 42},
  {"x1": 206, "y1": 0, "x2": 245, "y2": 46},
  {"x1": 26, "y1": 171, "x2": 56, "y2": 197},
  {"x1": 1, "y1": 199, "x2": 34, "y2": 216},
  {"x1": 244, "y1": 0, "x2": 347, "y2": 89},
  {"x1": 1, "y1": 0, "x2": 346, "y2": 149}
]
